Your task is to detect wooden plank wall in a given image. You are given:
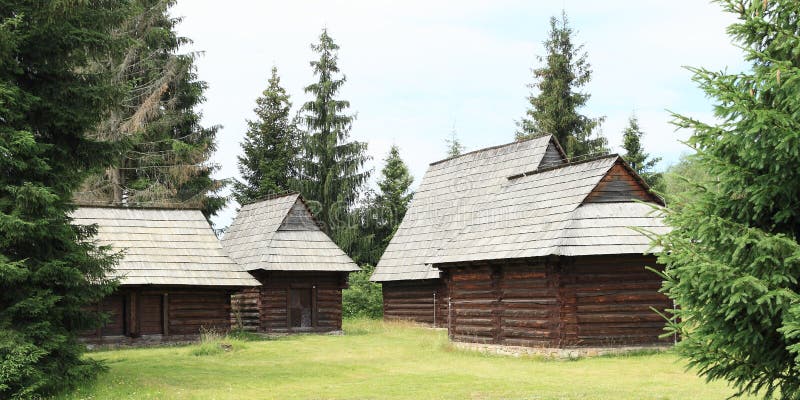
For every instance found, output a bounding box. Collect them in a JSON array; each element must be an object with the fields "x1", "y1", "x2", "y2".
[
  {"x1": 539, "y1": 141, "x2": 566, "y2": 169},
  {"x1": 140, "y1": 294, "x2": 164, "y2": 335},
  {"x1": 231, "y1": 288, "x2": 261, "y2": 332},
  {"x1": 253, "y1": 271, "x2": 347, "y2": 332},
  {"x1": 83, "y1": 287, "x2": 234, "y2": 340},
  {"x1": 447, "y1": 268, "x2": 494, "y2": 342},
  {"x1": 382, "y1": 279, "x2": 448, "y2": 327},
  {"x1": 585, "y1": 163, "x2": 657, "y2": 204},
  {"x1": 168, "y1": 290, "x2": 231, "y2": 335},
  {"x1": 445, "y1": 255, "x2": 670, "y2": 348},
  {"x1": 279, "y1": 200, "x2": 320, "y2": 230},
  {"x1": 567, "y1": 255, "x2": 671, "y2": 346},
  {"x1": 100, "y1": 295, "x2": 126, "y2": 336},
  {"x1": 500, "y1": 263, "x2": 559, "y2": 347}
]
